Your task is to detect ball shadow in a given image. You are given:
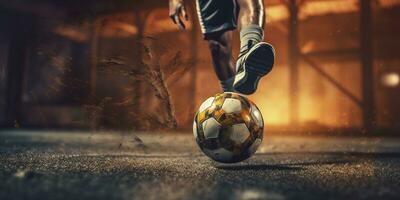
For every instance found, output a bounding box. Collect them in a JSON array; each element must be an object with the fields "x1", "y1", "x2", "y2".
[{"x1": 214, "y1": 164, "x2": 303, "y2": 171}]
